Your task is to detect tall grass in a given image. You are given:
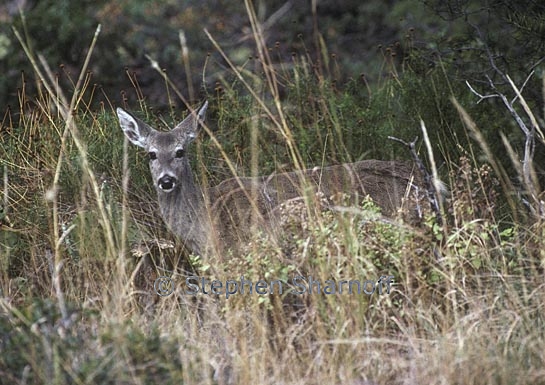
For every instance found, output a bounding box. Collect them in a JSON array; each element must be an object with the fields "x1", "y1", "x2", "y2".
[{"x1": 1, "y1": 5, "x2": 544, "y2": 385}]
